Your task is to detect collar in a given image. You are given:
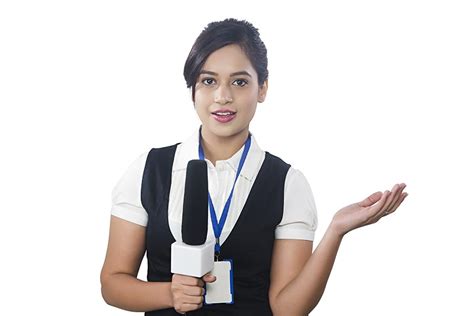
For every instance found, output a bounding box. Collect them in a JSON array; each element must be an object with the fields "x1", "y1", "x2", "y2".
[{"x1": 173, "y1": 127, "x2": 264, "y2": 182}]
